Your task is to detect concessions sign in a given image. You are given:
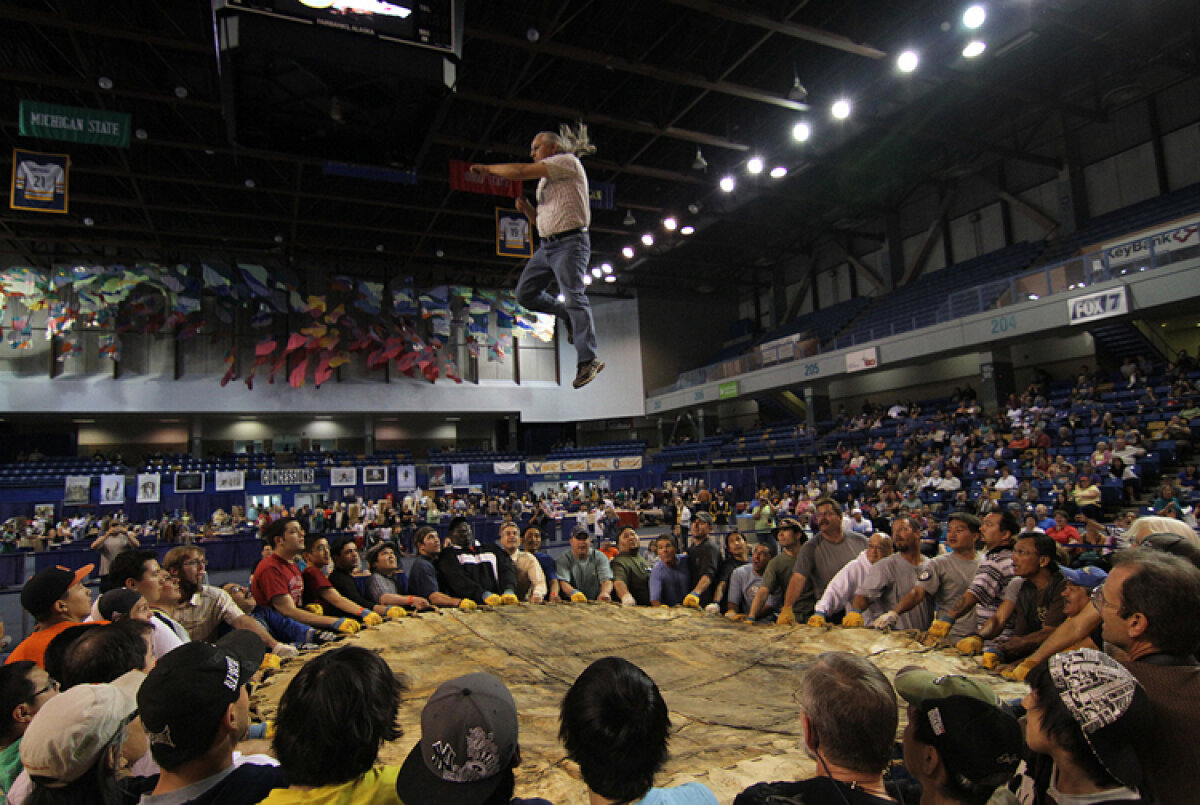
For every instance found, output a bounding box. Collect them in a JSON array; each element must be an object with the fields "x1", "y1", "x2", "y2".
[{"x1": 262, "y1": 468, "x2": 315, "y2": 486}]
